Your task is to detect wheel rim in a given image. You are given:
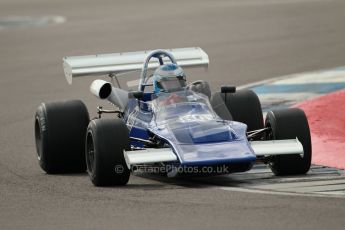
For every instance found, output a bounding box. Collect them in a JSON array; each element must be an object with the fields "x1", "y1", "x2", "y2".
[
  {"x1": 265, "y1": 122, "x2": 277, "y2": 167},
  {"x1": 265, "y1": 122, "x2": 274, "y2": 140},
  {"x1": 86, "y1": 132, "x2": 95, "y2": 174},
  {"x1": 35, "y1": 117, "x2": 42, "y2": 160}
]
